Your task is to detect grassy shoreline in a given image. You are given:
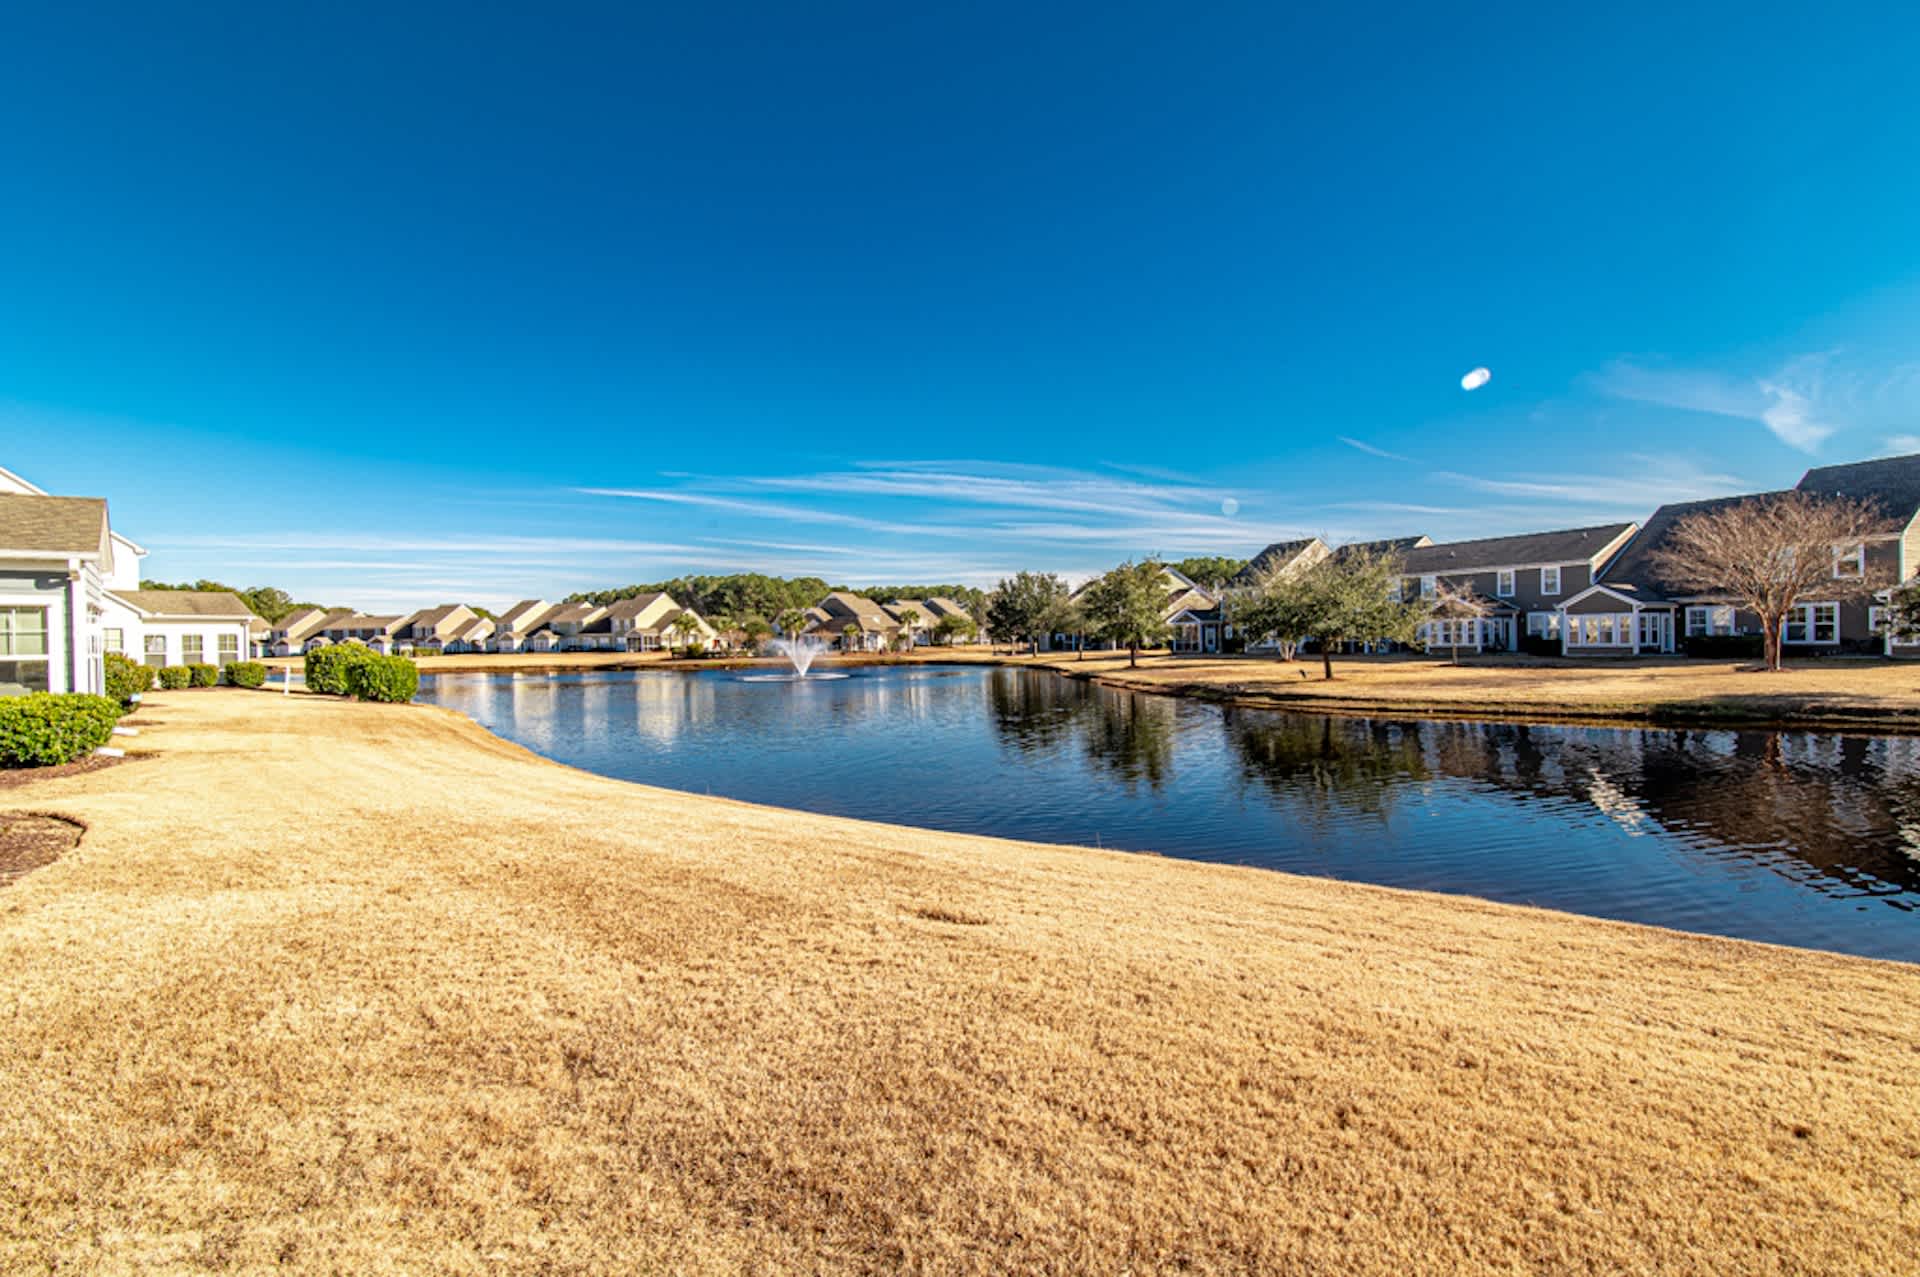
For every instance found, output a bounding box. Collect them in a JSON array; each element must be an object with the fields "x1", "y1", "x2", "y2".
[
  {"x1": 372, "y1": 647, "x2": 1920, "y2": 733},
  {"x1": 1, "y1": 690, "x2": 1915, "y2": 1272}
]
